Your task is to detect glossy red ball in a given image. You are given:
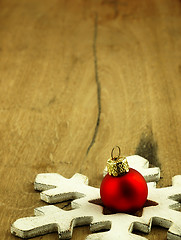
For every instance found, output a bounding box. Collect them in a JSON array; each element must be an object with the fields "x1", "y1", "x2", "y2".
[{"x1": 100, "y1": 168, "x2": 148, "y2": 213}]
